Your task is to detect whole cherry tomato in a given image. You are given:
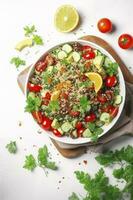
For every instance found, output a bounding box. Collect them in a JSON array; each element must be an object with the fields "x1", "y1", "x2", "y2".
[
  {"x1": 77, "y1": 128, "x2": 85, "y2": 137},
  {"x1": 97, "y1": 94, "x2": 107, "y2": 103},
  {"x1": 70, "y1": 110, "x2": 80, "y2": 117},
  {"x1": 35, "y1": 61, "x2": 47, "y2": 72},
  {"x1": 82, "y1": 51, "x2": 95, "y2": 60},
  {"x1": 41, "y1": 116, "x2": 52, "y2": 130},
  {"x1": 85, "y1": 113, "x2": 96, "y2": 122},
  {"x1": 52, "y1": 128, "x2": 62, "y2": 137},
  {"x1": 97, "y1": 18, "x2": 112, "y2": 33},
  {"x1": 27, "y1": 82, "x2": 42, "y2": 92},
  {"x1": 75, "y1": 122, "x2": 83, "y2": 129},
  {"x1": 118, "y1": 34, "x2": 133, "y2": 49},
  {"x1": 32, "y1": 111, "x2": 43, "y2": 124},
  {"x1": 105, "y1": 76, "x2": 117, "y2": 87}
]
